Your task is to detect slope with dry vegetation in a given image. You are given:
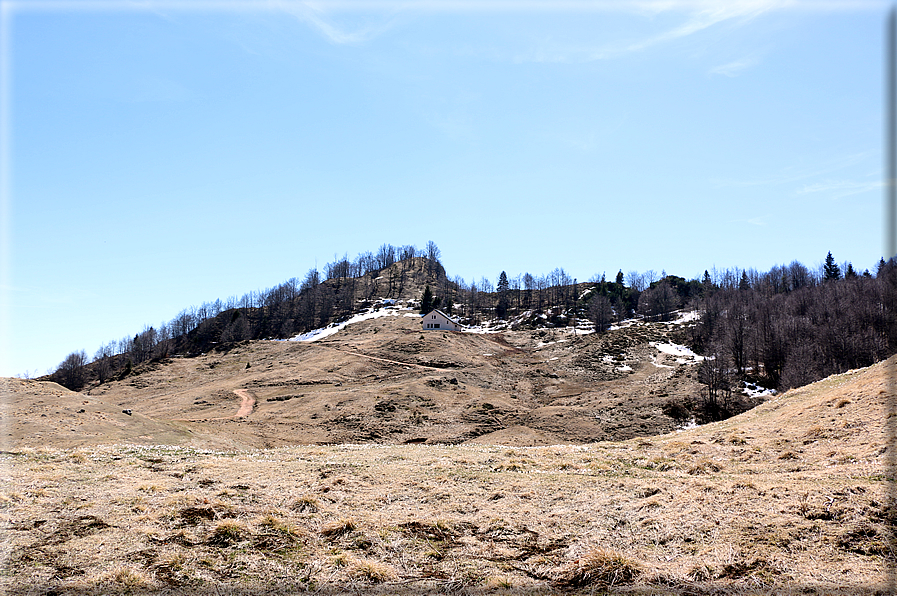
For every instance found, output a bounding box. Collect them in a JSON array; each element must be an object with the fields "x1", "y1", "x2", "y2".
[
  {"x1": 7, "y1": 309, "x2": 740, "y2": 449},
  {"x1": 1, "y1": 355, "x2": 894, "y2": 594}
]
